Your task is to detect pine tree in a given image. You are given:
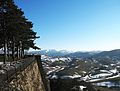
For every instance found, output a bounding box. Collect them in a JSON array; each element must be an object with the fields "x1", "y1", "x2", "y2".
[{"x1": 0, "y1": 0, "x2": 39, "y2": 63}]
